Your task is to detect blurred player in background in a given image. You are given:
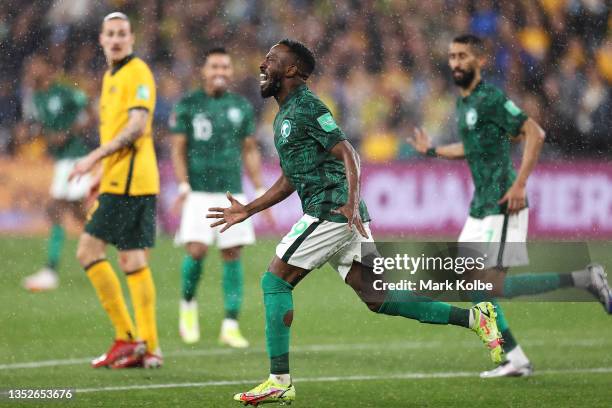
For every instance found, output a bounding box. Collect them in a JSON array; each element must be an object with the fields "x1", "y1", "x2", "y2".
[
  {"x1": 170, "y1": 47, "x2": 270, "y2": 347},
  {"x1": 408, "y1": 34, "x2": 612, "y2": 378},
  {"x1": 21, "y1": 55, "x2": 93, "y2": 292},
  {"x1": 209, "y1": 39, "x2": 506, "y2": 405},
  {"x1": 69, "y1": 12, "x2": 162, "y2": 369}
]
